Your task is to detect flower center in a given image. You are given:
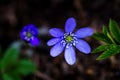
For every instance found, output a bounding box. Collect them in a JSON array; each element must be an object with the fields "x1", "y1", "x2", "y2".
[
  {"x1": 61, "y1": 33, "x2": 78, "y2": 47},
  {"x1": 26, "y1": 32, "x2": 32, "y2": 38},
  {"x1": 65, "y1": 35, "x2": 73, "y2": 42}
]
